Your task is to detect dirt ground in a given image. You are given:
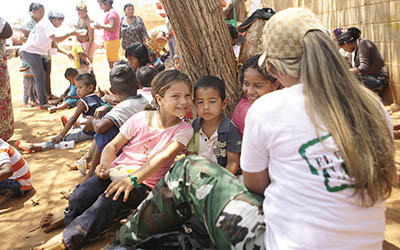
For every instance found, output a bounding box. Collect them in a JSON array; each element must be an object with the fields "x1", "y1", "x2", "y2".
[{"x1": 0, "y1": 53, "x2": 399, "y2": 250}]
